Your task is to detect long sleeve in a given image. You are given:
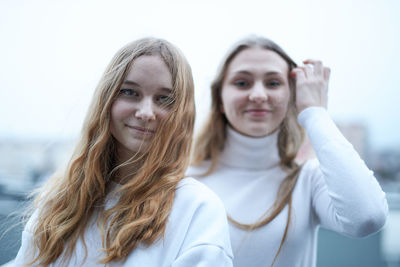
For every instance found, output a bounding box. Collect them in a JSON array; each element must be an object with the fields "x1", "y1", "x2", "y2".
[
  {"x1": 14, "y1": 210, "x2": 39, "y2": 267},
  {"x1": 171, "y1": 178, "x2": 233, "y2": 267},
  {"x1": 172, "y1": 245, "x2": 232, "y2": 267},
  {"x1": 14, "y1": 230, "x2": 36, "y2": 266},
  {"x1": 299, "y1": 107, "x2": 388, "y2": 237}
]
